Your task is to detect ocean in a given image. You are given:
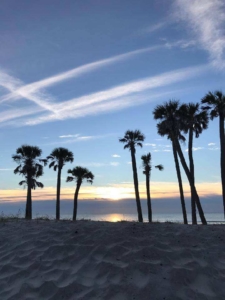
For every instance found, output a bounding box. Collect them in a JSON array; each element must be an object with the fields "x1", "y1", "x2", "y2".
[{"x1": 1, "y1": 199, "x2": 225, "y2": 224}]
